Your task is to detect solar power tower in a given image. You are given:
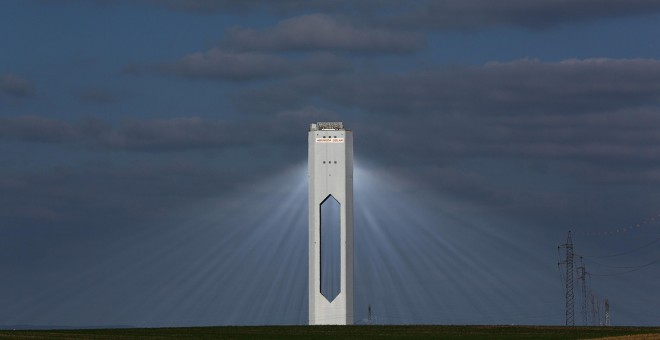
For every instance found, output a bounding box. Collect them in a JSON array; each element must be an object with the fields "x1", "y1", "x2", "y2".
[{"x1": 308, "y1": 122, "x2": 354, "y2": 325}]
